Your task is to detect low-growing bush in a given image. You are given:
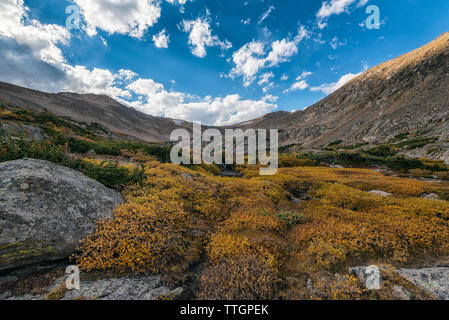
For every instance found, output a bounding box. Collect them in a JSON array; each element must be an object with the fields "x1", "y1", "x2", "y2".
[
  {"x1": 275, "y1": 210, "x2": 307, "y2": 227},
  {"x1": 198, "y1": 256, "x2": 277, "y2": 300},
  {"x1": 394, "y1": 137, "x2": 438, "y2": 150},
  {"x1": 73, "y1": 160, "x2": 144, "y2": 190},
  {"x1": 364, "y1": 145, "x2": 397, "y2": 157},
  {"x1": 279, "y1": 154, "x2": 316, "y2": 168},
  {"x1": 75, "y1": 202, "x2": 185, "y2": 273}
]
